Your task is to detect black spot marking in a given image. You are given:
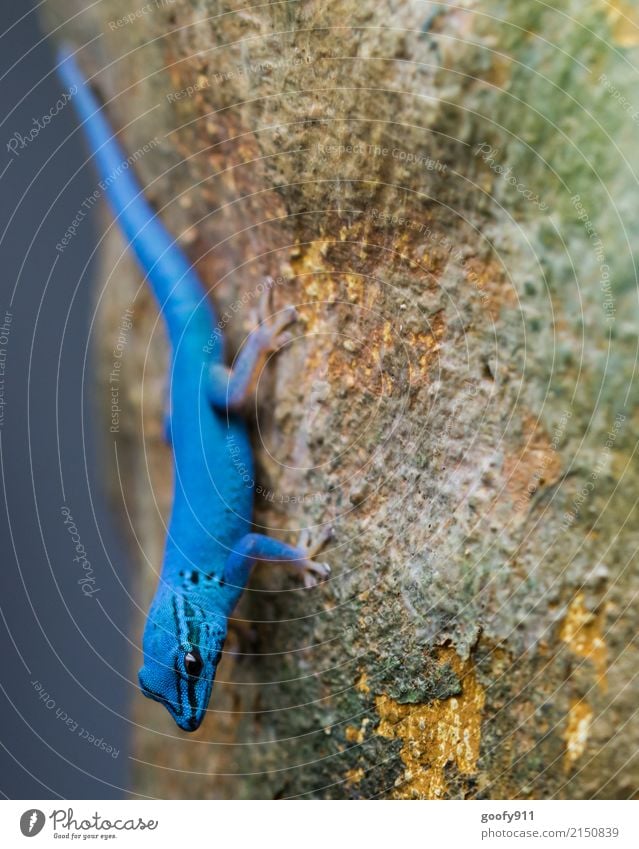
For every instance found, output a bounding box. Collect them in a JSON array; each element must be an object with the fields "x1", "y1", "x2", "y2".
[{"x1": 172, "y1": 657, "x2": 185, "y2": 717}]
